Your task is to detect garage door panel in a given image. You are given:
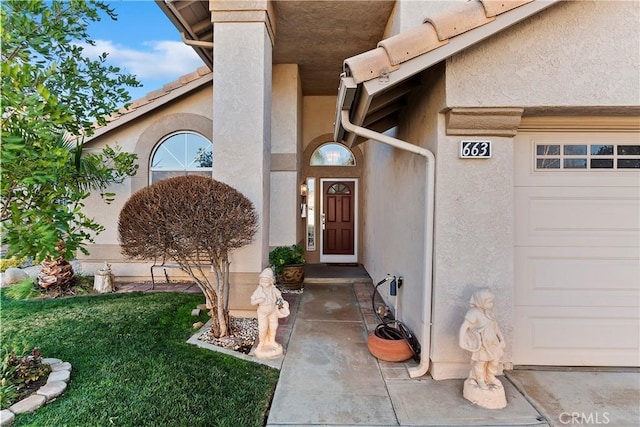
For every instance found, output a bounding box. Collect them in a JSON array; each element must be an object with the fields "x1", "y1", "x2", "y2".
[
  {"x1": 513, "y1": 307, "x2": 640, "y2": 366},
  {"x1": 515, "y1": 247, "x2": 640, "y2": 307},
  {"x1": 514, "y1": 130, "x2": 640, "y2": 367},
  {"x1": 514, "y1": 248, "x2": 640, "y2": 307},
  {"x1": 515, "y1": 187, "x2": 640, "y2": 247}
]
